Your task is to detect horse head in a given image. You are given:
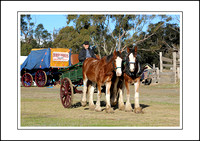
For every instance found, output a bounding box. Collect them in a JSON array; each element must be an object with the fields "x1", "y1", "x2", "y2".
[
  {"x1": 113, "y1": 50, "x2": 123, "y2": 76},
  {"x1": 126, "y1": 46, "x2": 138, "y2": 72}
]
